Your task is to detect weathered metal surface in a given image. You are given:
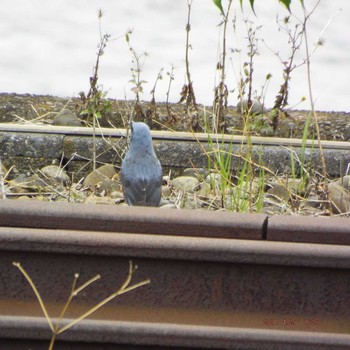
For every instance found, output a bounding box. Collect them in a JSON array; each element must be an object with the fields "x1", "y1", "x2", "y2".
[
  {"x1": 0, "y1": 200, "x2": 267, "y2": 240},
  {"x1": 1, "y1": 239, "x2": 350, "y2": 319},
  {"x1": 0, "y1": 200, "x2": 349, "y2": 348},
  {"x1": 1, "y1": 227, "x2": 350, "y2": 268},
  {"x1": 1, "y1": 316, "x2": 350, "y2": 350},
  {"x1": 268, "y1": 215, "x2": 350, "y2": 245}
]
